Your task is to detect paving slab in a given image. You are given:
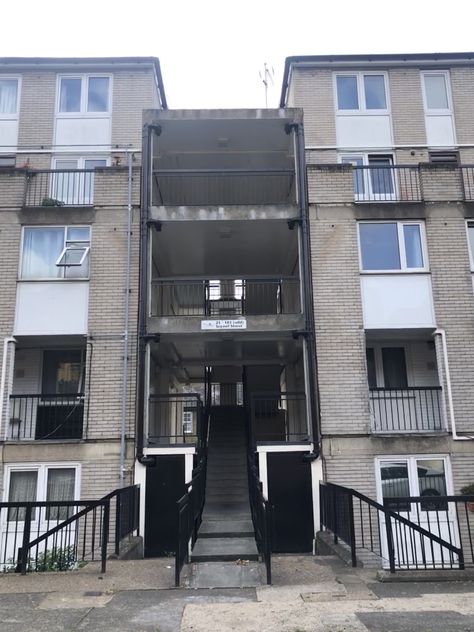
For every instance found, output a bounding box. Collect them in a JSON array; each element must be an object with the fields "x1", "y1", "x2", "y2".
[
  {"x1": 357, "y1": 610, "x2": 474, "y2": 632},
  {"x1": 188, "y1": 561, "x2": 261, "y2": 589}
]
